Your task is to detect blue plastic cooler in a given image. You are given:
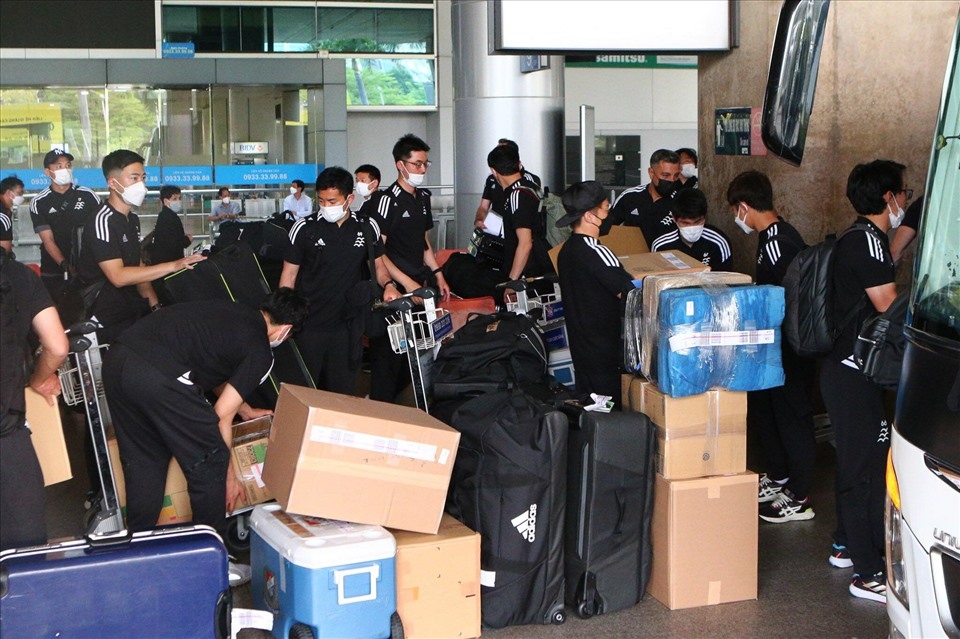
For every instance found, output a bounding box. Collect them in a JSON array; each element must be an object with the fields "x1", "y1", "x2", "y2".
[{"x1": 250, "y1": 504, "x2": 397, "y2": 639}]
